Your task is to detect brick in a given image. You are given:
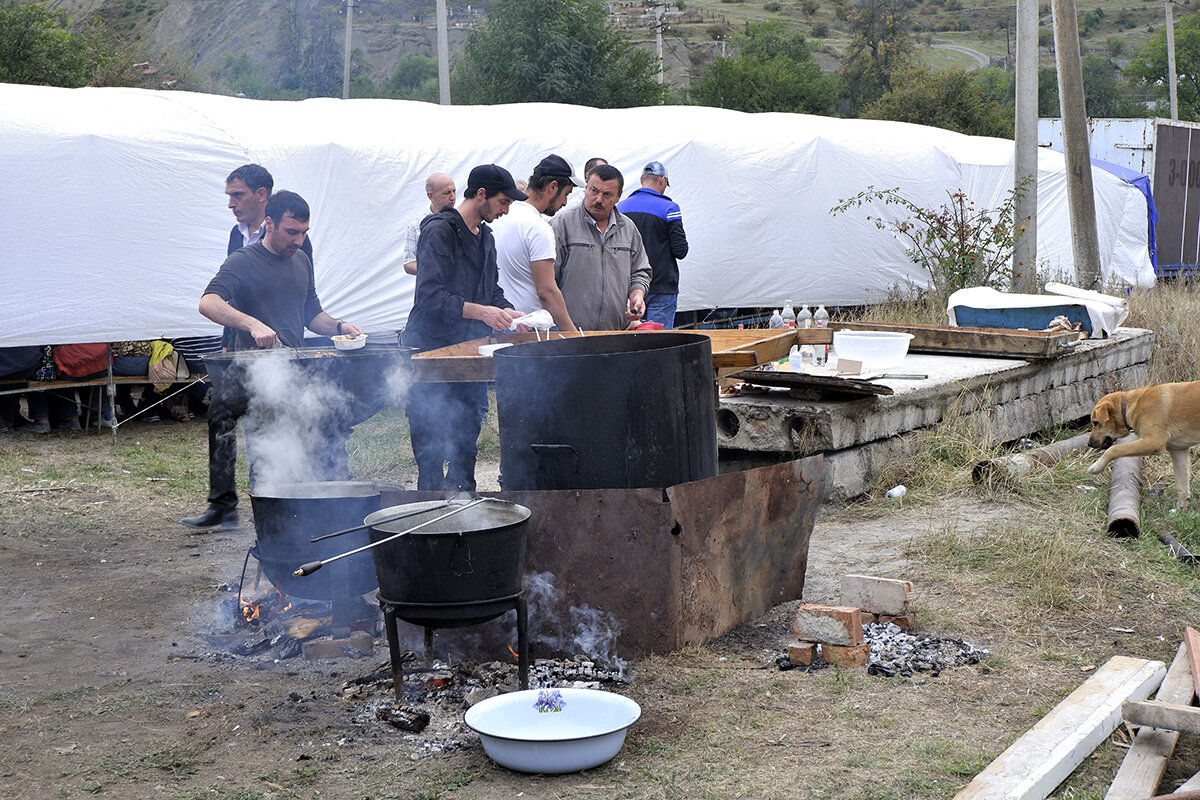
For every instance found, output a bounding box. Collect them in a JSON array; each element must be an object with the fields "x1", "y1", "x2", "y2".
[
  {"x1": 840, "y1": 574, "x2": 913, "y2": 616},
  {"x1": 793, "y1": 604, "x2": 864, "y2": 646},
  {"x1": 344, "y1": 631, "x2": 374, "y2": 654},
  {"x1": 302, "y1": 632, "x2": 373, "y2": 660},
  {"x1": 787, "y1": 641, "x2": 819, "y2": 666},
  {"x1": 822, "y1": 642, "x2": 871, "y2": 668},
  {"x1": 879, "y1": 613, "x2": 916, "y2": 632}
]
